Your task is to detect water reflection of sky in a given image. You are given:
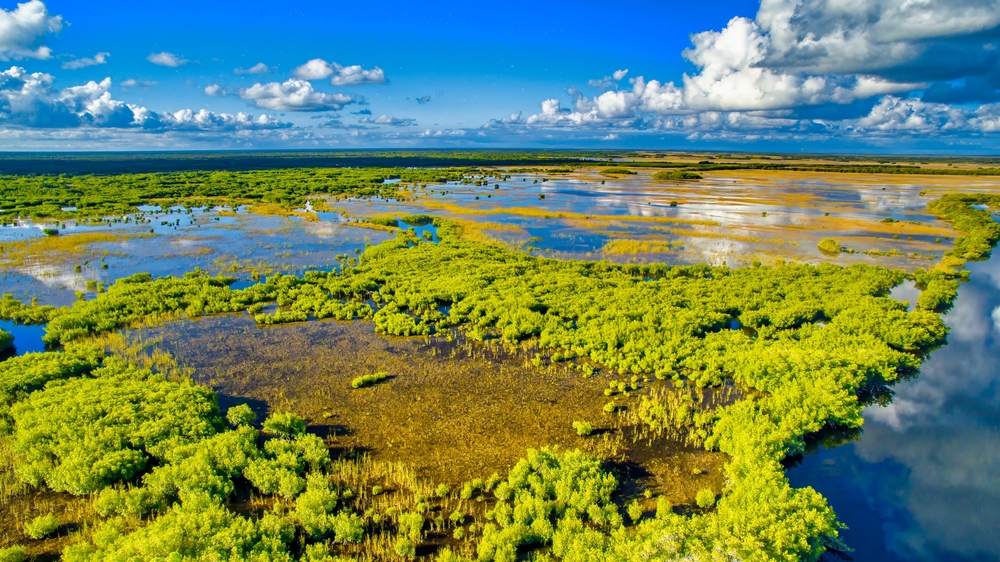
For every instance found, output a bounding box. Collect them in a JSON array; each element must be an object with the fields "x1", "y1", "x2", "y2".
[
  {"x1": 1, "y1": 209, "x2": 388, "y2": 307},
  {"x1": 334, "y1": 170, "x2": 960, "y2": 268},
  {"x1": 787, "y1": 254, "x2": 1000, "y2": 561}
]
